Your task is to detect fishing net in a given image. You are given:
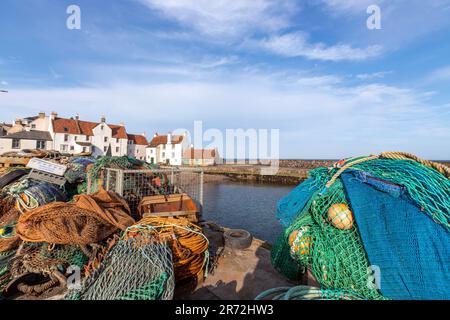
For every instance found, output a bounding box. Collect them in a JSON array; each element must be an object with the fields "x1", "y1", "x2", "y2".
[
  {"x1": 0, "y1": 250, "x2": 16, "y2": 293},
  {"x1": 271, "y1": 153, "x2": 450, "y2": 300},
  {"x1": 4, "y1": 243, "x2": 88, "y2": 297},
  {"x1": 16, "y1": 190, "x2": 135, "y2": 245},
  {"x1": 66, "y1": 236, "x2": 174, "y2": 300},
  {"x1": 0, "y1": 196, "x2": 21, "y2": 252},
  {"x1": 125, "y1": 217, "x2": 209, "y2": 282},
  {"x1": 5, "y1": 179, "x2": 67, "y2": 213},
  {"x1": 64, "y1": 157, "x2": 95, "y2": 184},
  {"x1": 255, "y1": 285, "x2": 365, "y2": 300}
]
